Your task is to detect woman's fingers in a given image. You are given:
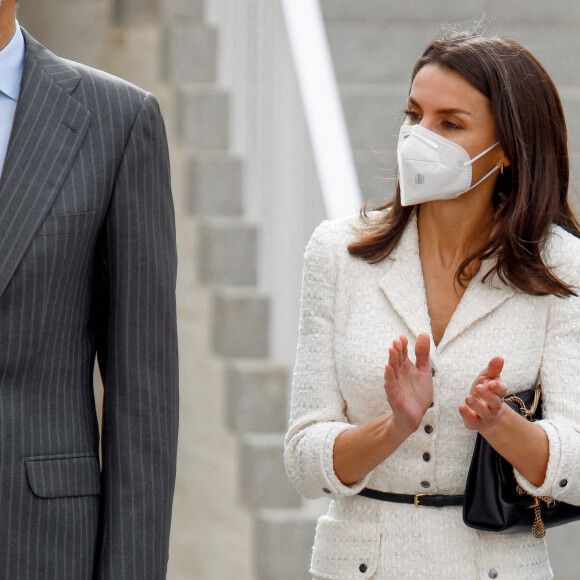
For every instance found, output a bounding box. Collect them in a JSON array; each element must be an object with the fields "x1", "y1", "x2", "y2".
[
  {"x1": 393, "y1": 338, "x2": 403, "y2": 361},
  {"x1": 474, "y1": 383, "x2": 504, "y2": 413},
  {"x1": 388, "y1": 346, "x2": 401, "y2": 382},
  {"x1": 470, "y1": 356, "x2": 504, "y2": 393},
  {"x1": 400, "y1": 335, "x2": 409, "y2": 361},
  {"x1": 478, "y1": 356, "x2": 504, "y2": 382},
  {"x1": 414, "y1": 333, "x2": 431, "y2": 372},
  {"x1": 459, "y1": 404, "x2": 481, "y2": 430},
  {"x1": 487, "y1": 380, "x2": 508, "y2": 398},
  {"x1": 486, "y1": 356, "x2": 504, "y2": 378},
  {"x1": 465, "y1": 394, "x2": 490, "y2": 417},
  {"x1": 384, "y1": 364, "x2": 400, "y2": 400}
]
